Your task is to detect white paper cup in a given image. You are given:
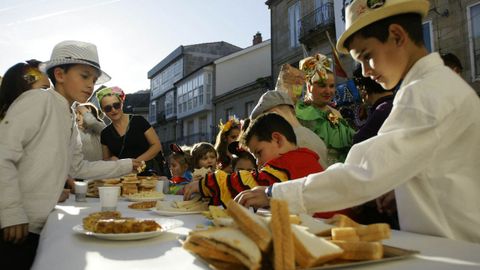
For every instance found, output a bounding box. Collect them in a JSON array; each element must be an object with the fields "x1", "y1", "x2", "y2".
[
  {"x1": 74, "y1": 181, "x2": 87, "y2": 202},
  {"x1": 156, "y1": 180, "x2": 165, "y2": 193},
  {"x1": 98, "y1": 186, "x2": 120, "y2": 211}
]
